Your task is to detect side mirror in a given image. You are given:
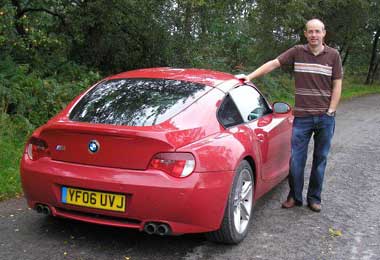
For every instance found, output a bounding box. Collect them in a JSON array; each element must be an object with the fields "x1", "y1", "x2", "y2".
[{"x1": 273, "y1": 102, "x2": 291, "y2": 114}]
